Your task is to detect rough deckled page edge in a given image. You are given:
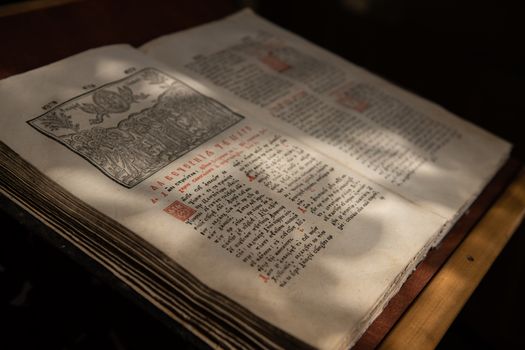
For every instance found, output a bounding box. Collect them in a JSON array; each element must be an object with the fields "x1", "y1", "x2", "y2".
[
  {"x1": 430, "y1": 146, "x2": 512, "y2": 247},
  {"x1": 337, "y1": 225, "x2": 442, "y2": 350},
  {"x1": 339, "y1": 147, "x2": 512, "y2": 350}
]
